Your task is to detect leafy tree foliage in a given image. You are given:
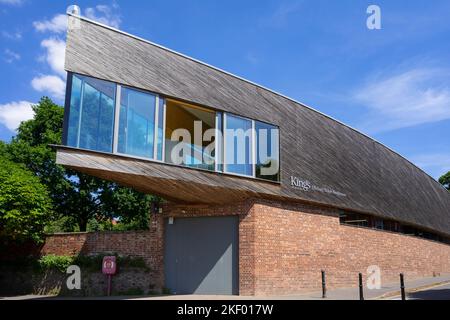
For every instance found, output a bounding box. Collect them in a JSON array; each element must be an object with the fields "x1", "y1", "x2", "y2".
[
  {"x1": 101, "y1": 186, "x2": 153, "y2": 230},
  {"x1": 439, "y1": 172, "x2": 450, "y2": 191},
  {"x1": 5, "y1": 97, "x2": 155, "y2": 232},
  {"x1": 0, "y1": 157, "x2": 53, "y2": 242}
]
